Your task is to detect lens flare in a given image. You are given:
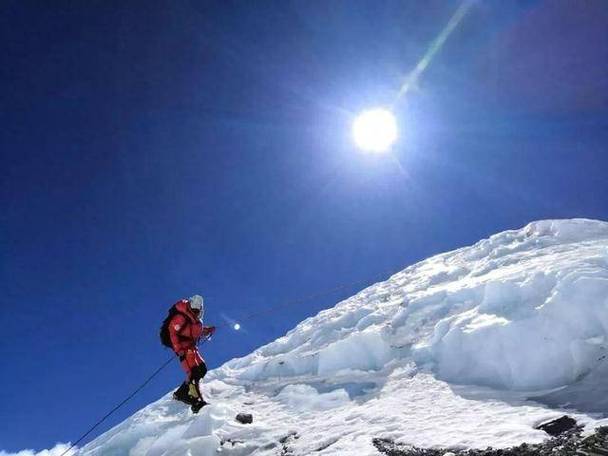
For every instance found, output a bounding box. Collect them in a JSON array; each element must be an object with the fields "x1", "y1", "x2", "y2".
[{"x1": 395, "y1": 0, "x2": 474, "y2": 102}]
